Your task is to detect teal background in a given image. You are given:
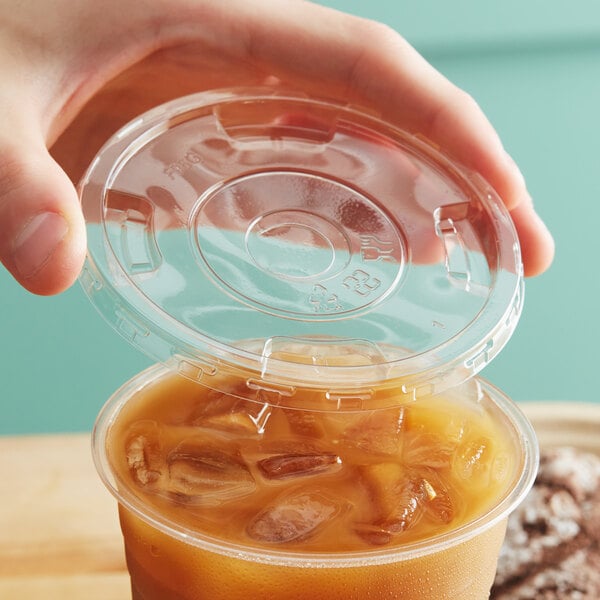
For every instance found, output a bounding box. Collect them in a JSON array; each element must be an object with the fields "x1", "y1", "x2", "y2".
[{"x1": 2, "y1": 0, "x2": 600, "y2": 435}]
